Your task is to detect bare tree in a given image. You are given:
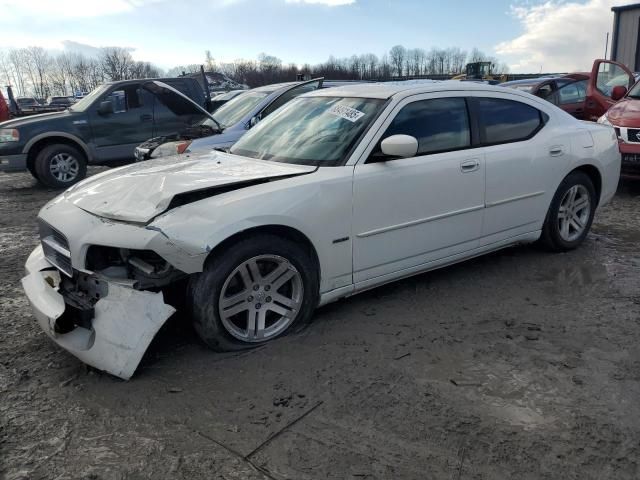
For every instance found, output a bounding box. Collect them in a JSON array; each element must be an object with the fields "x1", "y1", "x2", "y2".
[
  {"x1": 389, "y1": 45, "x2": 406, "y2": 77},
  {"x1": 100, "y1": 47, "x2": 133, "y2": 81}
]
